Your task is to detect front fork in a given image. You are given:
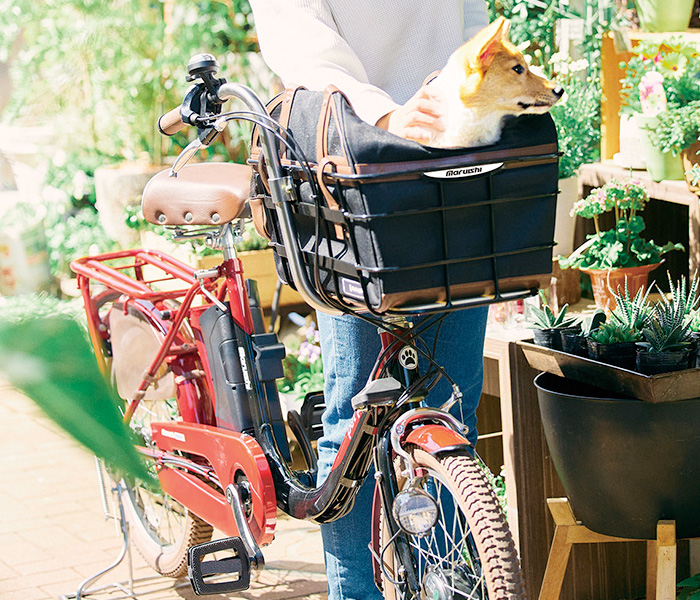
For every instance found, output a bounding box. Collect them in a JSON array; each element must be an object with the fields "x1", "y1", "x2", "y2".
[{"x1": 372, "y1": 408, "x2": 472, "y2": 597}]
